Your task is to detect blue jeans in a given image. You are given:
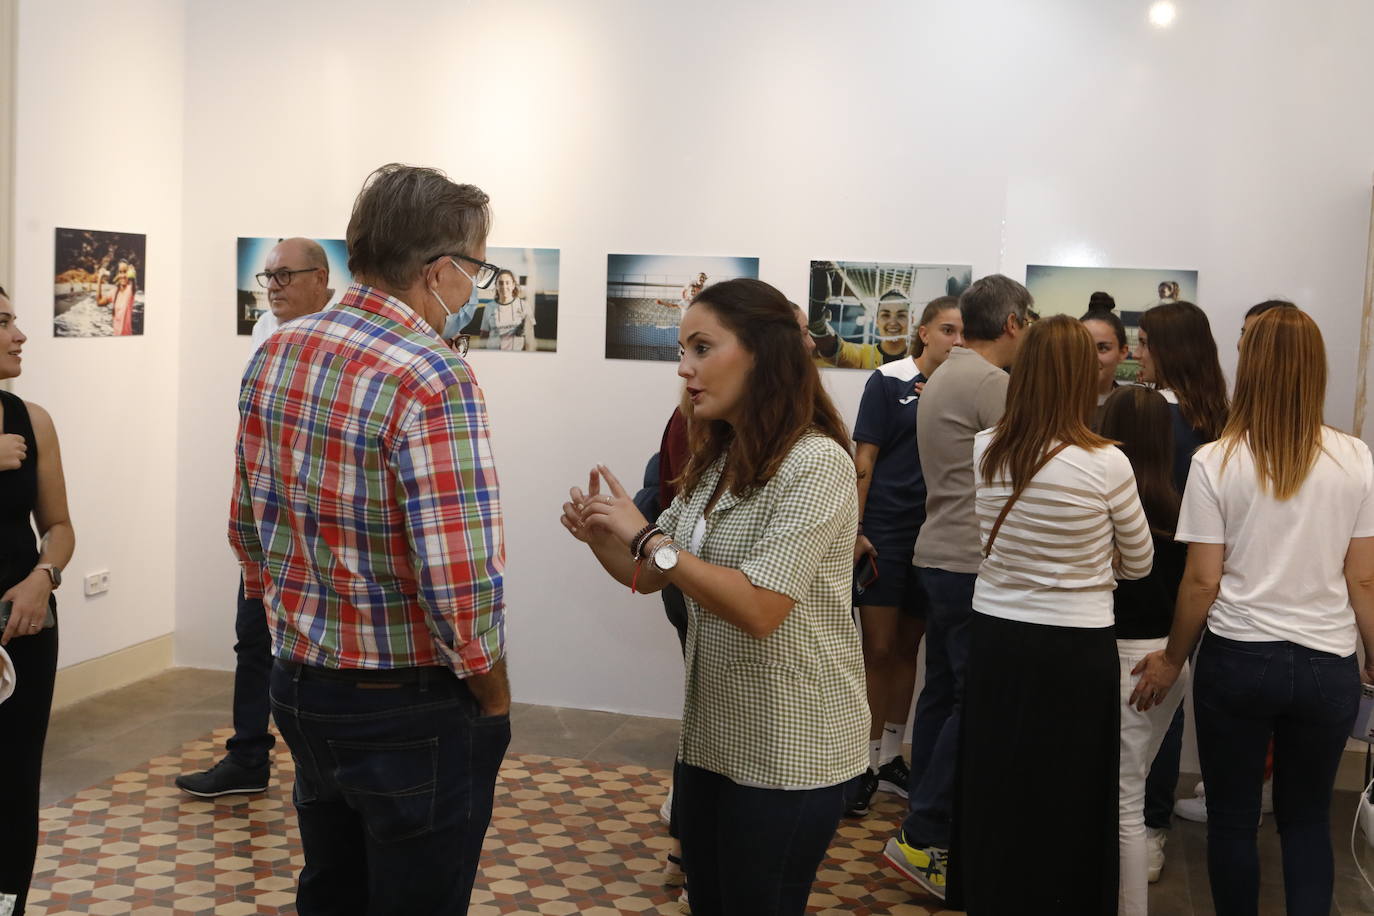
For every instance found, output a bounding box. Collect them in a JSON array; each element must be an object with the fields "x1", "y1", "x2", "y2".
[
  {"x1": 226, "y1": 576, "x2": 275, "y2": 768},
  {"x1": 1194, "y1": 633, "x2": 1359, "y2": 916},
  {"x1": 675, "y1": 763, "x2": 855, "y2": 915},
  {"x1": 269, "y1": 660, "x2": 510, "y2": 915},
  {"x1": 902, "y1": 568, "x2": 975, "y2": 849}
]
